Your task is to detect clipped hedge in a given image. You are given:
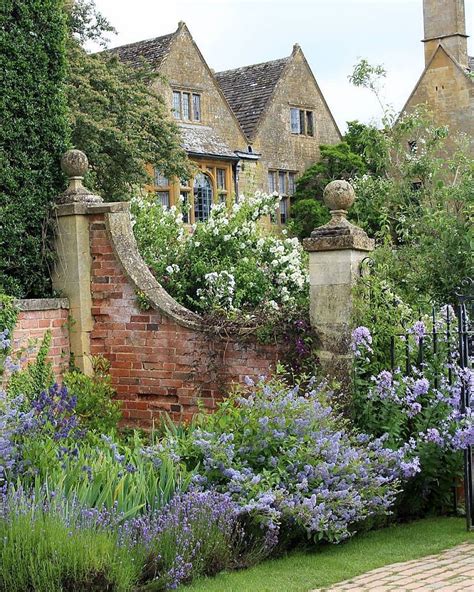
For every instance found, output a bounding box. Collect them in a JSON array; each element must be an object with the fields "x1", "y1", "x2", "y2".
[{"x1": 0, "y1": 0, "x2": 70, "y2": 297}]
